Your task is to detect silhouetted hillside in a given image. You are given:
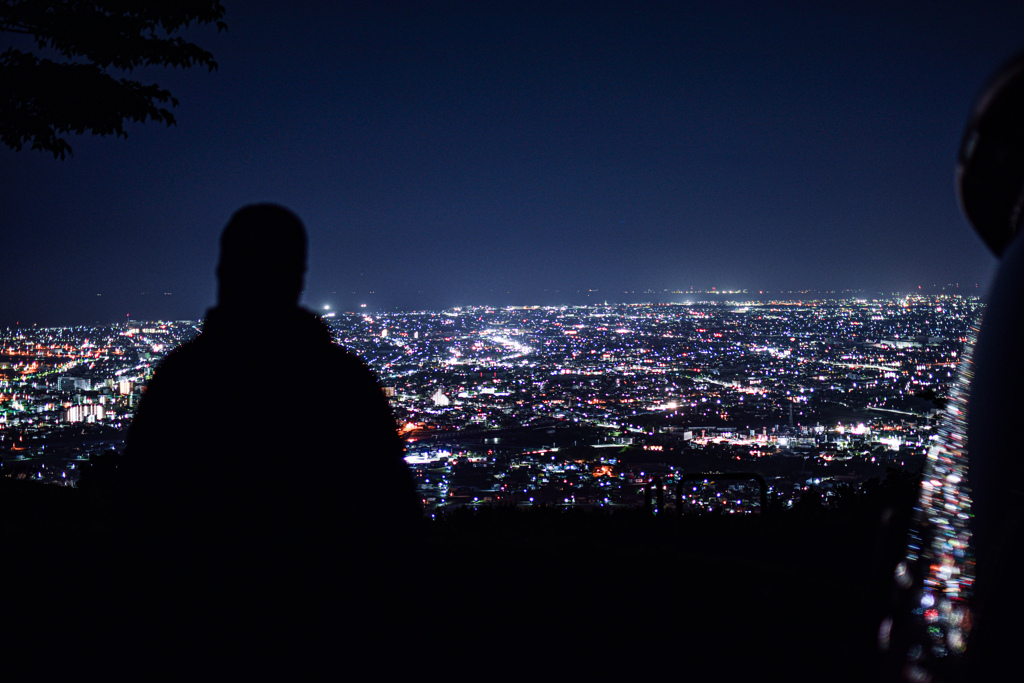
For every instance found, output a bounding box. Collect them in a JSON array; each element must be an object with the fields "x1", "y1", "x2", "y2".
[{"x1": 1, "y1": 469, "x2": 918, "y2": 679}]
